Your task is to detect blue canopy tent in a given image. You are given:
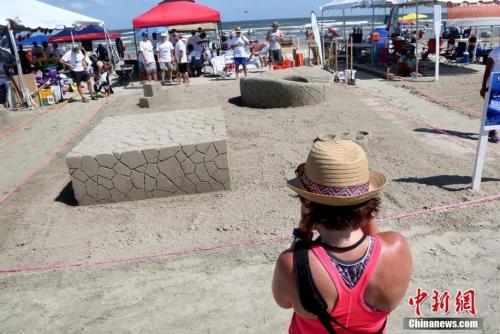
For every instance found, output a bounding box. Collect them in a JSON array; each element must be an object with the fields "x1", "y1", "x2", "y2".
[
  {"x1": 49, "y1": 25, "x2": 120, "y2": 43},
  {"x1": 17, "y1": 34, "x2": 49, "y2": 46}
]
